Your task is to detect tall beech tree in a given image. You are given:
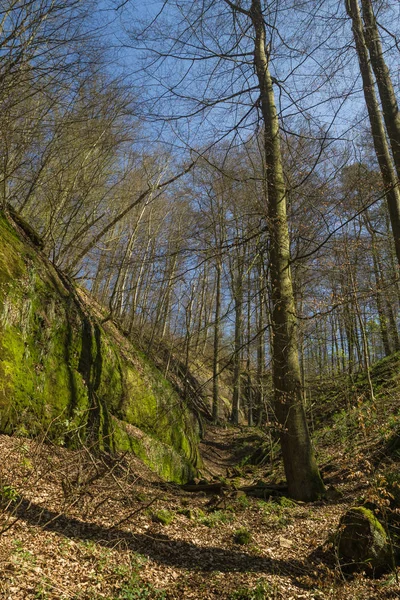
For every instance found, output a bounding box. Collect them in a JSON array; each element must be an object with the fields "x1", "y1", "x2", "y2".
[
  {"x1": 125, "y1": 0, "x2": 325, "y2": 500},
  {"x1": 243, "y1": 0, "x2": 324, "y2": 500}
]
